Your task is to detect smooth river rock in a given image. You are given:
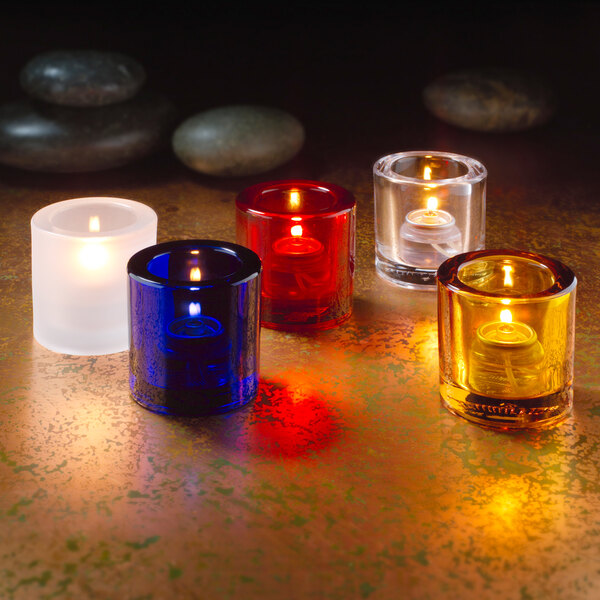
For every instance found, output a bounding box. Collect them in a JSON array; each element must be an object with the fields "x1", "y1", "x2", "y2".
[
  {"x1": 172, "y1": 105, "x2": 305, "y2": 177},
  {"x1": 423, "y1": 68, "x2": 557, "y2": 132},
  {"x1": 0, "y1": 92, "x2": 175, "y2": 172},
  {"x1": 20, "y1": 50, "x2": 146, "y2": 107}
]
